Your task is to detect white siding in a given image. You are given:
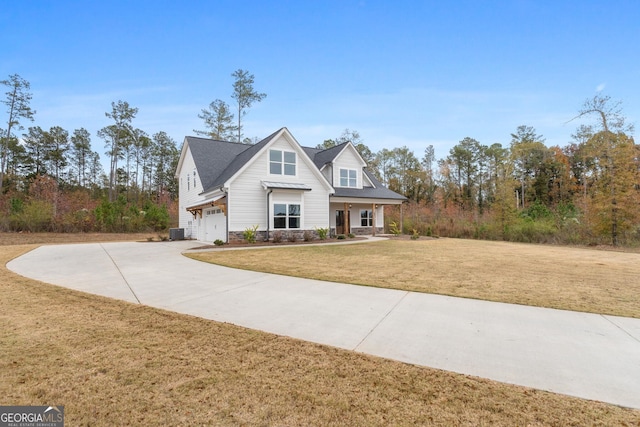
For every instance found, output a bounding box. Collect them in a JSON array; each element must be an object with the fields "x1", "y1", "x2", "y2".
[
  {"x1": 333, "y1": 146, "x2": 365, "y2": 189},
  {"x1": 320, "y1": 165, "x2": 333, "y2": 186},
  {"x1": 228, "y1": 134, "x2": 331, "y2": 232},
  {"x1": 177, "y1": 146, "x2": 202, "y2": 238}
]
